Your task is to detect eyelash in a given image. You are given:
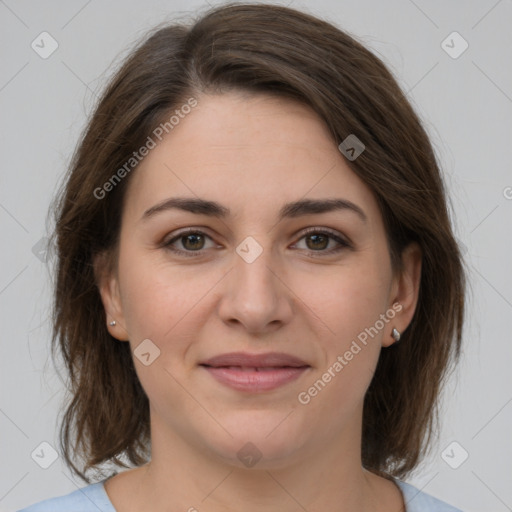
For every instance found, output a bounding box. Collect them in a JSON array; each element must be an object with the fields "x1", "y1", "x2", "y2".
[{"x1": 161, "y1": 227, "x2": 351, "y2": 258}]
